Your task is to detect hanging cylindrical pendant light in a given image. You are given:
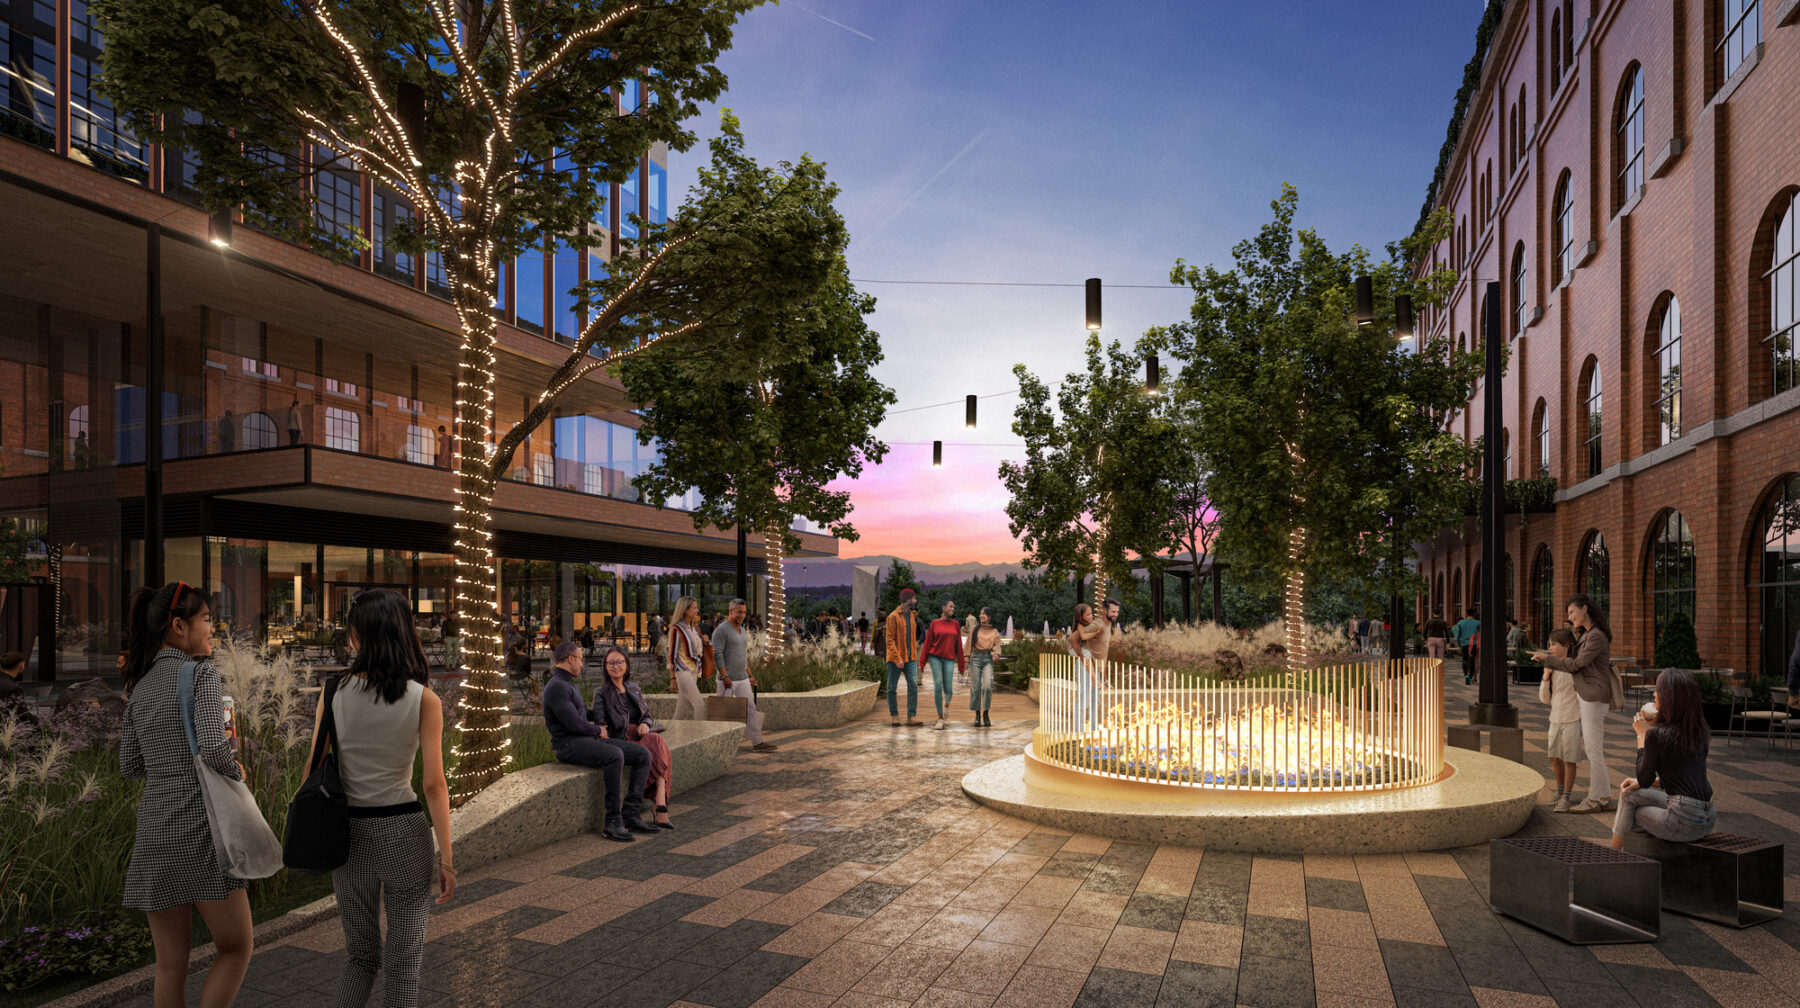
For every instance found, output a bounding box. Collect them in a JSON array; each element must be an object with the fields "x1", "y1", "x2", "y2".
[
  {"x1": 1354, "y1": 275, "x2": 1375, "y2": 326},
  {"x1": 208, "y1": 209, "x2": 234, "y2": 248},
  {"x1": 1146, "y1": 354, "x2": 1160, "y2": 394},
  {"x1": 965, "y1": 394, "x2": 977, "y2": 429},
  {"x1": 932, "y1": 440, "x2": 942, "y2": 467},
  {"x1": 1085, "y1": 278, "x2": 1102, "y2": 330},
  {"x1": 1394, "y1": 294, "x2": 1415, "y2": 341}
]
